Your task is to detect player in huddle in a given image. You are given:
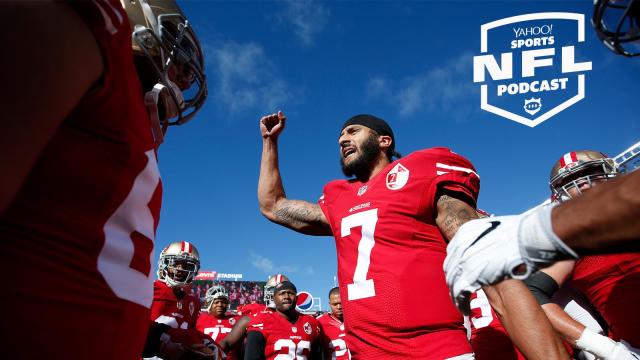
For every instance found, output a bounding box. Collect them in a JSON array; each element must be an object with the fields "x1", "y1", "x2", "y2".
[
  {"x1": 239, "y1": 274, "x2": 289, "y2": 316},
  {"x1": 197, "y1": 286, "x2": 242, "y2": 359},
  {"x1": 144, "y1": 241, "x2": 224, "y2": 359},
  {"x1": 520, "y1": 151, "x2": 640, "y2": 358},
  {"x1": 1, "y1": 0, "x2": 207, "y2": 358},
  {"x1": 245, "y1": 281, "x2": 322, "y2": 360},
  {"x1": 316, "y1": 287, "x2": 351, "y2": 360},
  {"x1": 462, "y1": 151, "x2": 640, "y2": 360},
  {"x1": 258, "y1": 111, "x2": 561, "y2": 359},
  {"x1": 258, "y1": 112, "x2": 482, "y2": 359},
  {"x1": 220, "y1": 274, "x2": 291, "y2": 355}
]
